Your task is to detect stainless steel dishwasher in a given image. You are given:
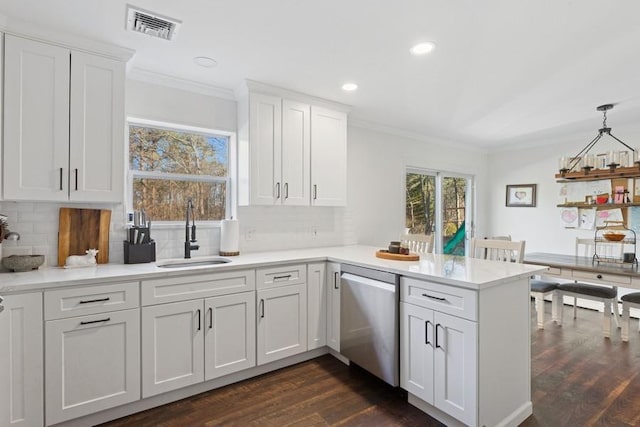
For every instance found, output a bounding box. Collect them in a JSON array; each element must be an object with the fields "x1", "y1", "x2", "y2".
[{"x1": 340, "y1": 263, "x2": 399, "y2": 386}]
